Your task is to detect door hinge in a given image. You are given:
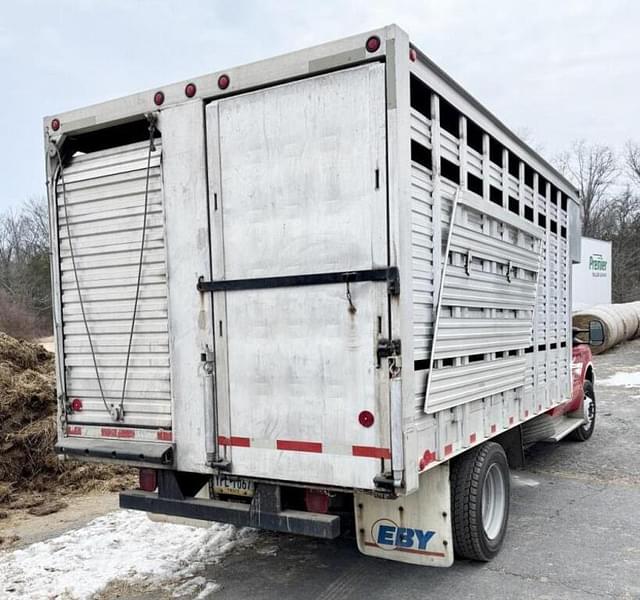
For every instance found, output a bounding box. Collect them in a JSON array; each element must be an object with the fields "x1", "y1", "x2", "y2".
[{"x1": 377, "y1": 338, "x2": 401, "y2": 362}]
